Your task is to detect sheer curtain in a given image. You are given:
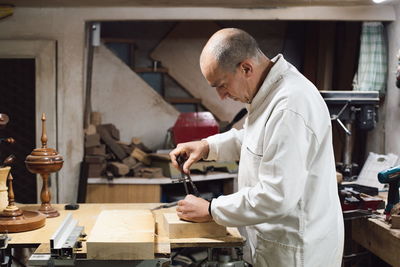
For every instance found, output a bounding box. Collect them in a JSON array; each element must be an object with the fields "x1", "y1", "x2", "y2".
[{"x1": 353, "y1": 22, "x2": 388, "y2": 95}]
